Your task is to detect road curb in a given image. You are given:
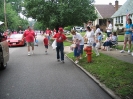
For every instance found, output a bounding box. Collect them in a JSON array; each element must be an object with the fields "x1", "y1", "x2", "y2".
[{"x1": 65, "y1": 54, "x2": 121, "y2": 99}]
